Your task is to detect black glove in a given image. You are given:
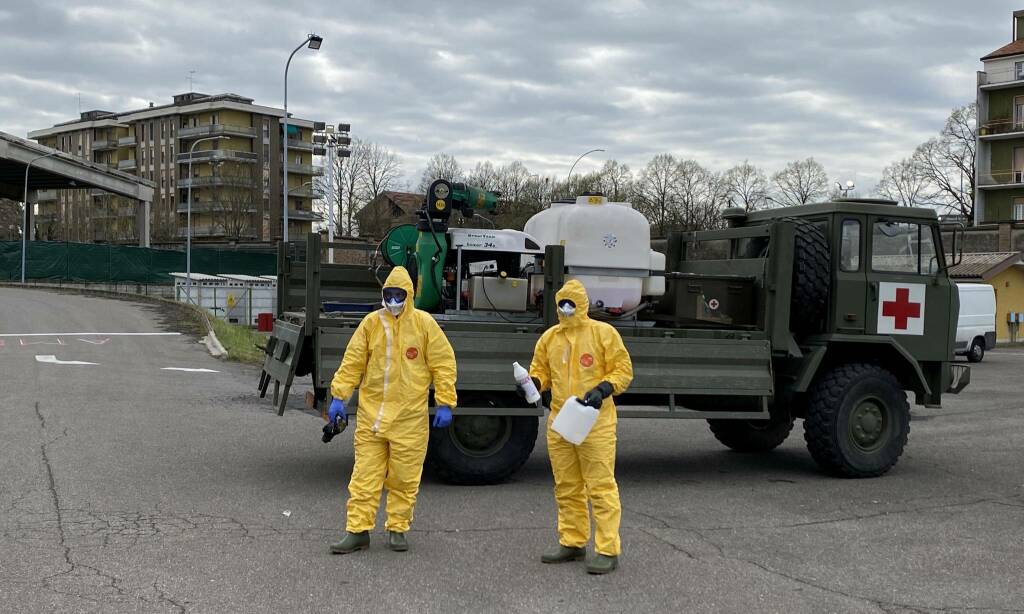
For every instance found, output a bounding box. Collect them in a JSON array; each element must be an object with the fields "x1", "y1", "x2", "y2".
[{"x1": 581, "y1": 381, "x2": 614, "y2": 409}]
